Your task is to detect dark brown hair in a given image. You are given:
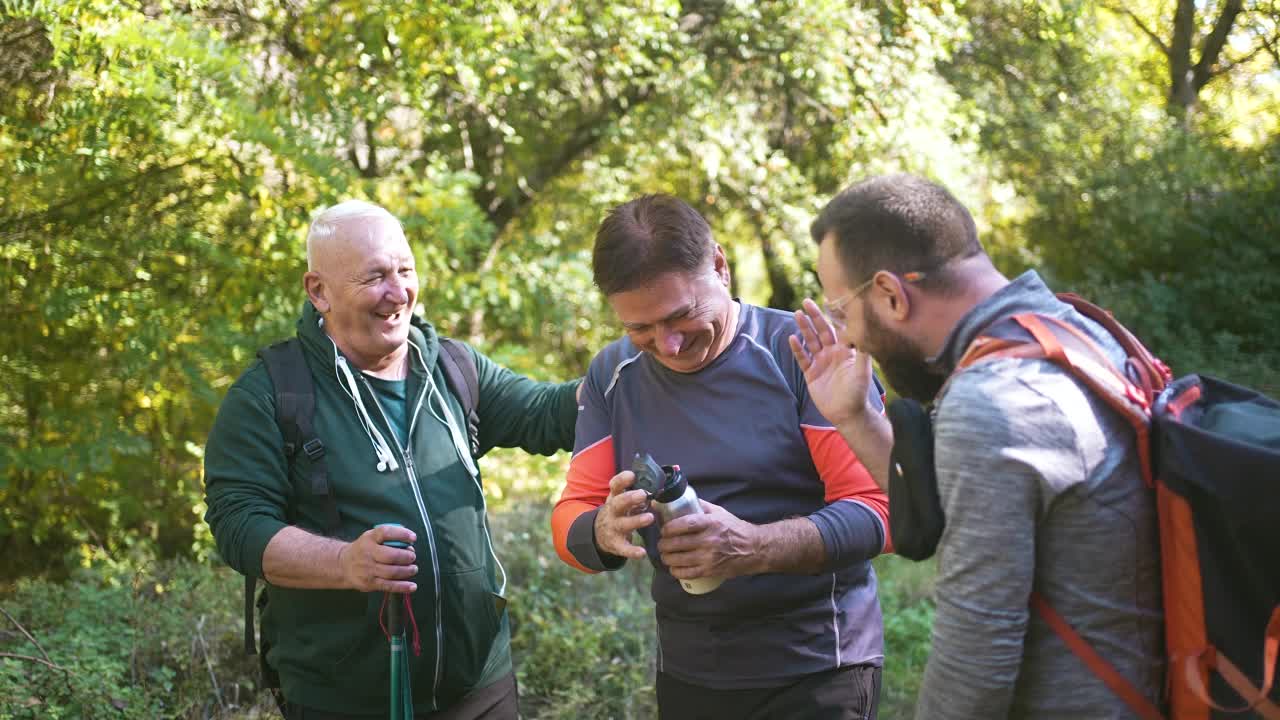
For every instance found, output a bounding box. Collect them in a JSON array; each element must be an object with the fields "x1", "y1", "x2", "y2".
[
  {"x1": 811, "y1": 174, "x2": 982, "y2": 294},
  {"x1": 593, "y1": 194, "x2": 714, "y2": 295}
]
